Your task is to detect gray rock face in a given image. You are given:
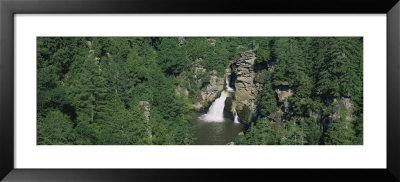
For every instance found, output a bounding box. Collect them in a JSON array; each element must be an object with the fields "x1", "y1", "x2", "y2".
[
  {"x1": 87, "y1": 41, "x2": 93, "y2": 49},
  {"x1": 178, "y1": 37, "x2": 185, "y2": 46},
  {"x1": 87, "y1": 41, "x2": 95, "y2": 54},
  {"x1": 331, "y1": 97, "x2": 354, "y2": 121},
  {"x1": 275, "y1": 84, "x2": 293, "y2": 102},
  {"x1": 175, "y1": 85, "x2": 189, "y2": 97},
  {"x1": 230, "y1": 51, "x2": 262, "y2": 124},
  {"x1": 201, "y1": 73, "x2": 225, "y2": 102},
  {"x1": 139, "y1": 101, "x2": 150, "y2": 122},
  {"x1": 192, "y1": 58, "x2": 225, "y2": 111},
  {"x1": 207, "y1": 39, "x2": 216, "y2": 46},
  {"x1": 268, "y1": 83, "x2": 294, "y2": 122},
  {"x1": 139, "y1": 101, "x2": 152, "y2": 138}
]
